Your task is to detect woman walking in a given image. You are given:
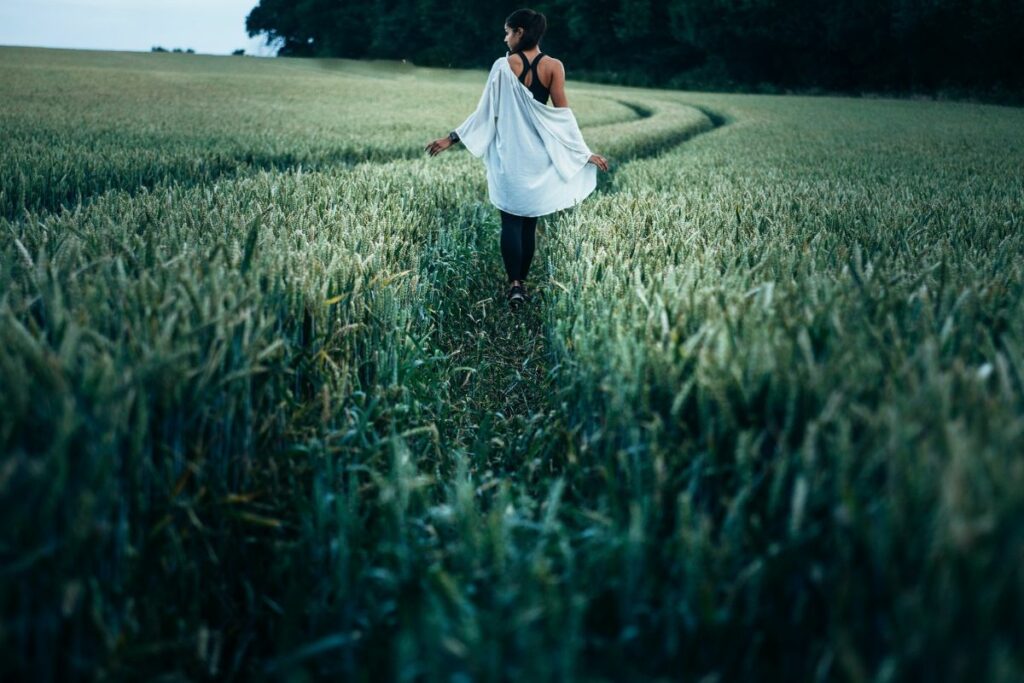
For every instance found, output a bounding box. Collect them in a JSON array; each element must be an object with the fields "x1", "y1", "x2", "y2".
[{"x1": 425, "y1": 8, "x2": 609, "y2": 308}]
